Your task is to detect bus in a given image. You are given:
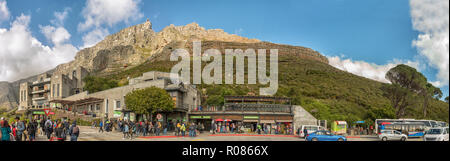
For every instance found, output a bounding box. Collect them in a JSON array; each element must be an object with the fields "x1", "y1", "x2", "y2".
[{"x1": 375, "y1": 119, "x2": 436, "y2": 138}]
